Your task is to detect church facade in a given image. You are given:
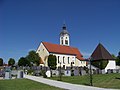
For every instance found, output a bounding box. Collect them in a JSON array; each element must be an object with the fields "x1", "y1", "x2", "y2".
[{"x1": 36, "y1": 24, "x2": 86, "y2": 68}]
